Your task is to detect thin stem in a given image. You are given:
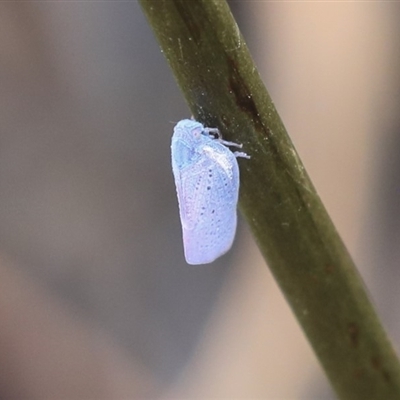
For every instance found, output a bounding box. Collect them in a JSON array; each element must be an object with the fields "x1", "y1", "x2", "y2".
[{"x1": 139, "y1": 1, "x2": 400, "y2": 399}]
